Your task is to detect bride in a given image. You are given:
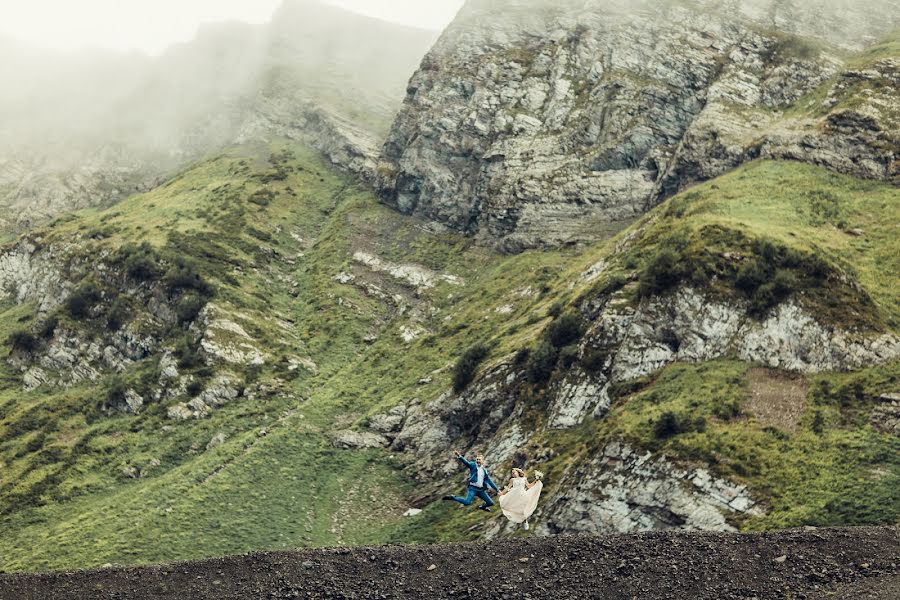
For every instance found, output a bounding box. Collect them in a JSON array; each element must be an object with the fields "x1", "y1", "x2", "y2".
[{"x1": 498, "y1": 467, "x2": 543, "y2": 530}]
